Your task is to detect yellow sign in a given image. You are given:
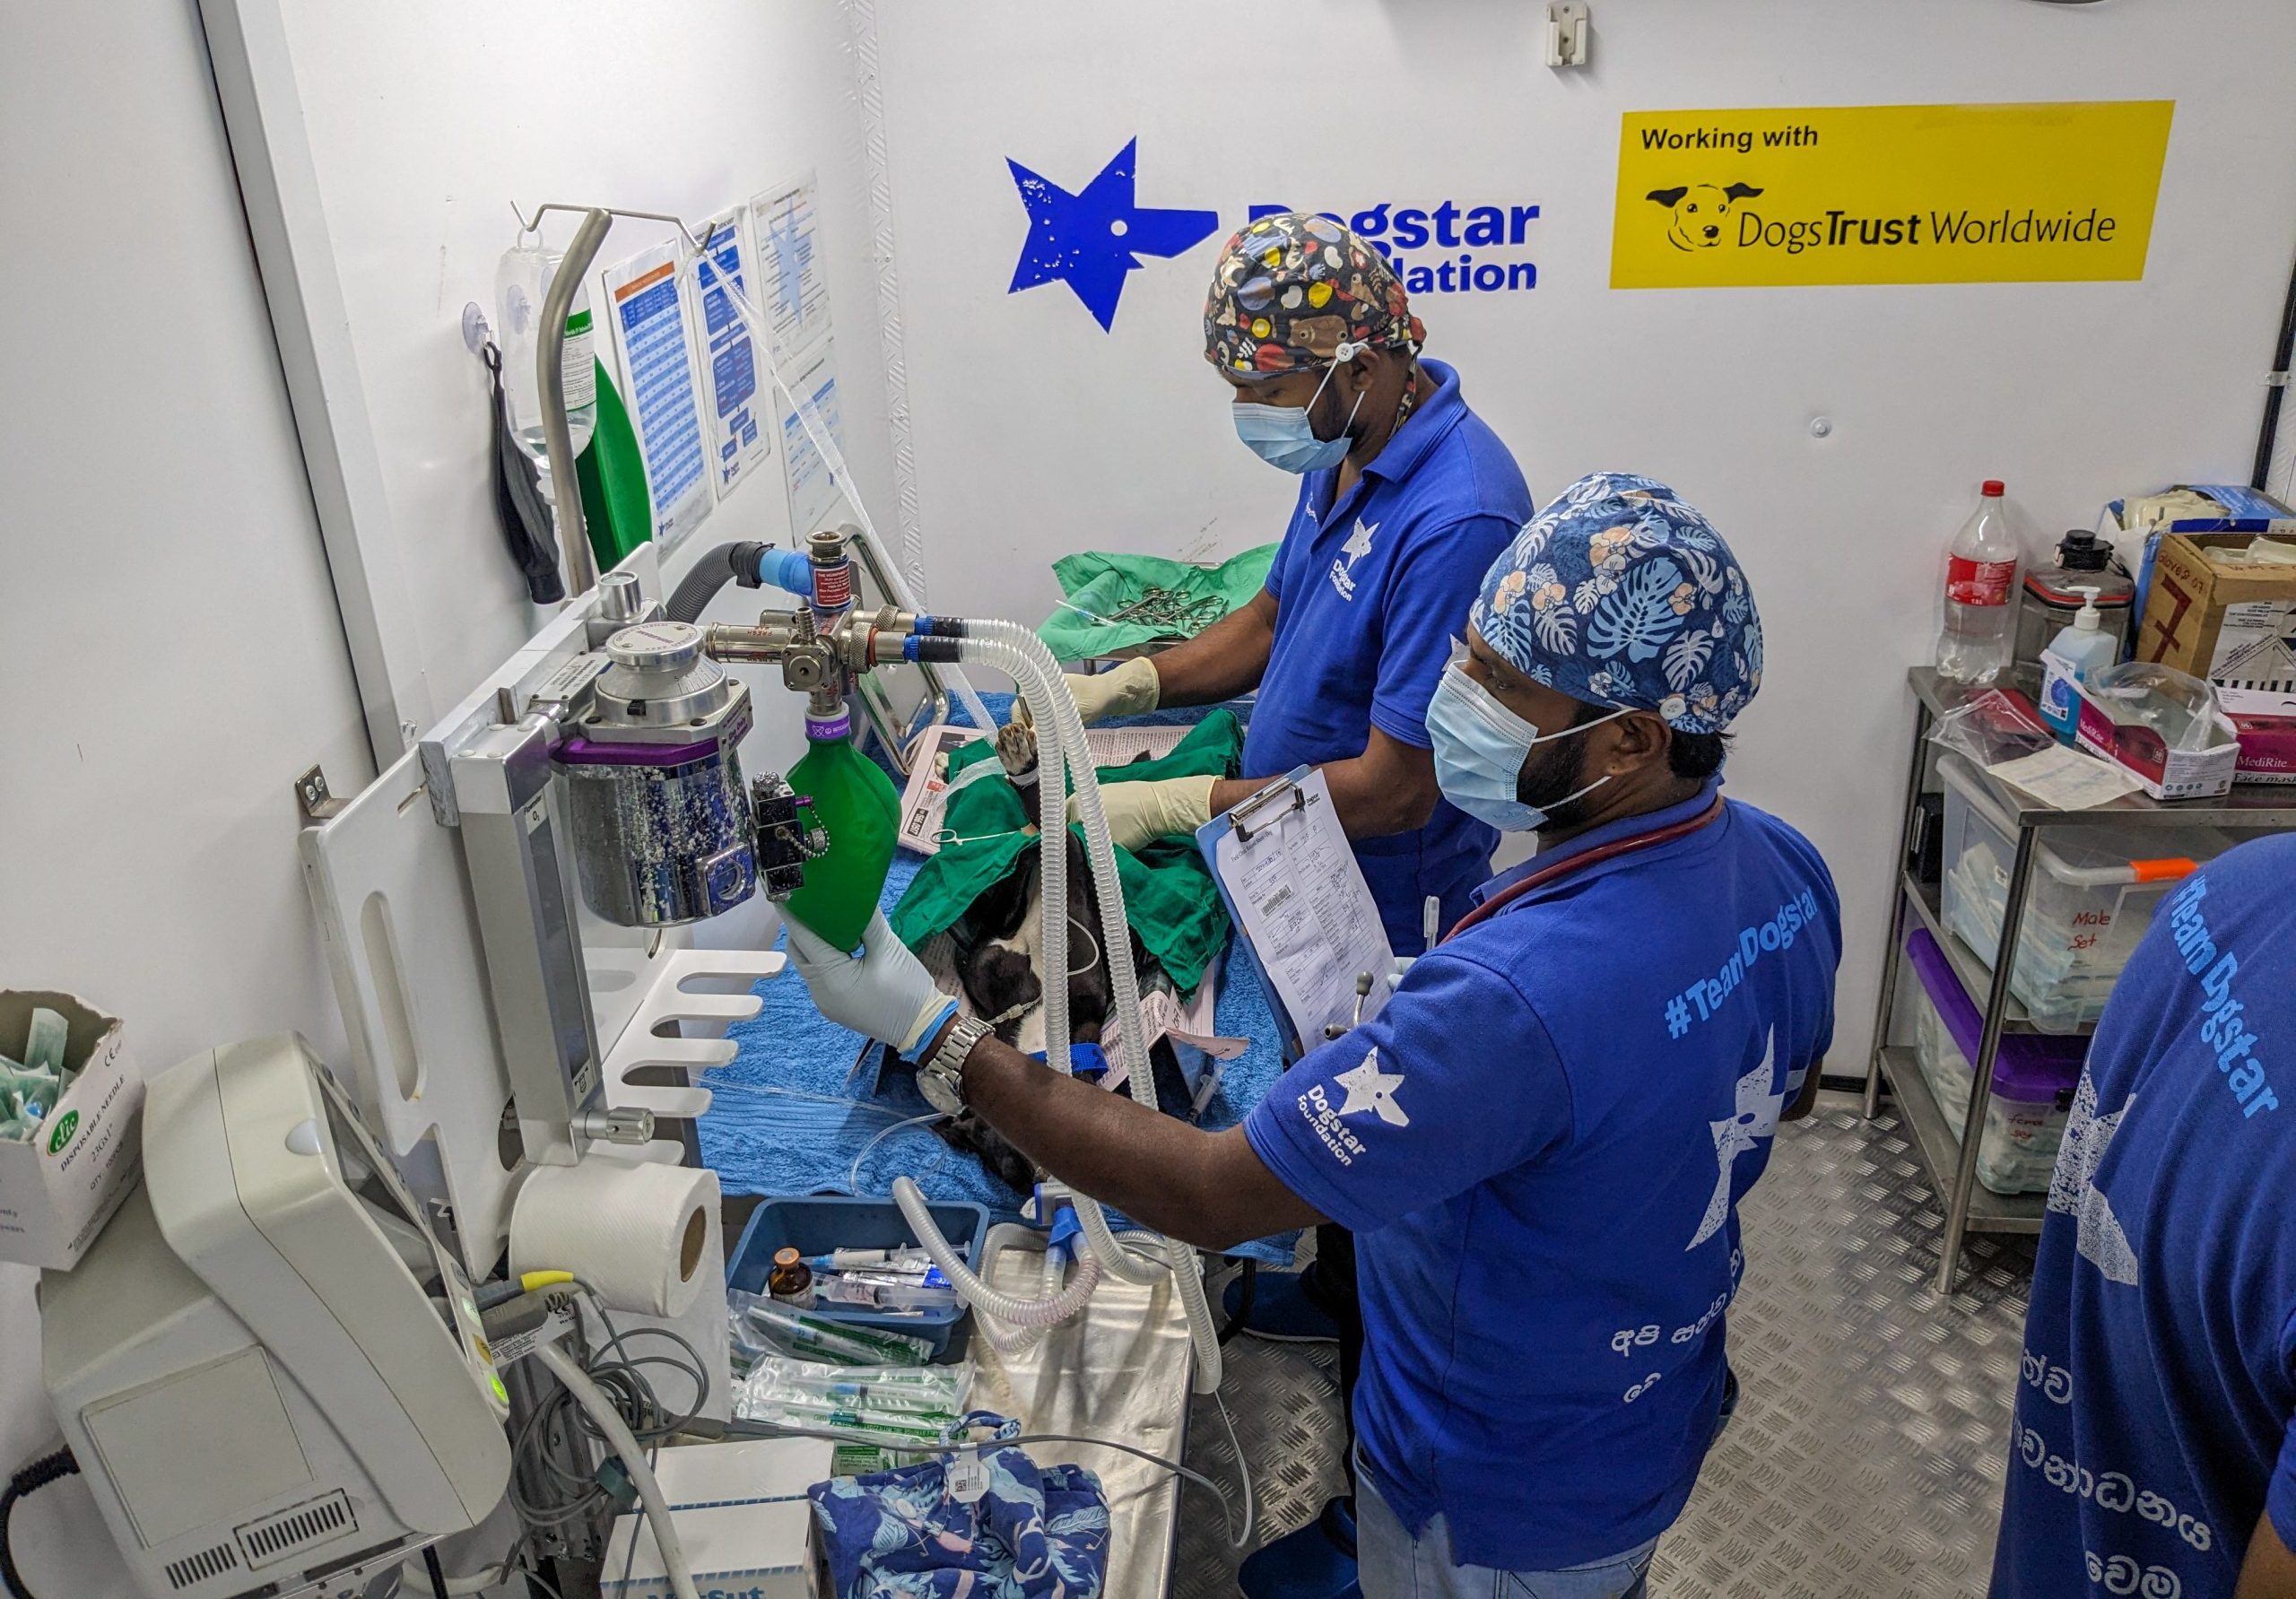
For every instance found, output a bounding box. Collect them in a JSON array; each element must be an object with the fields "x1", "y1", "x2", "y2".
[{"x1": 1611, "y1": 100, "x2": 2173, "y2": 289}]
